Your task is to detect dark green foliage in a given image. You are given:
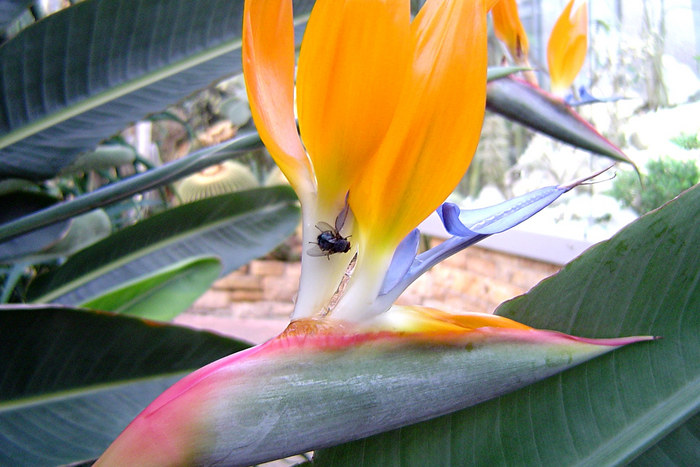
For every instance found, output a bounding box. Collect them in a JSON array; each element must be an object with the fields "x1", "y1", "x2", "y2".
[{"x1": 0, "y1": 305, "x2": 251, "y2": 465}]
